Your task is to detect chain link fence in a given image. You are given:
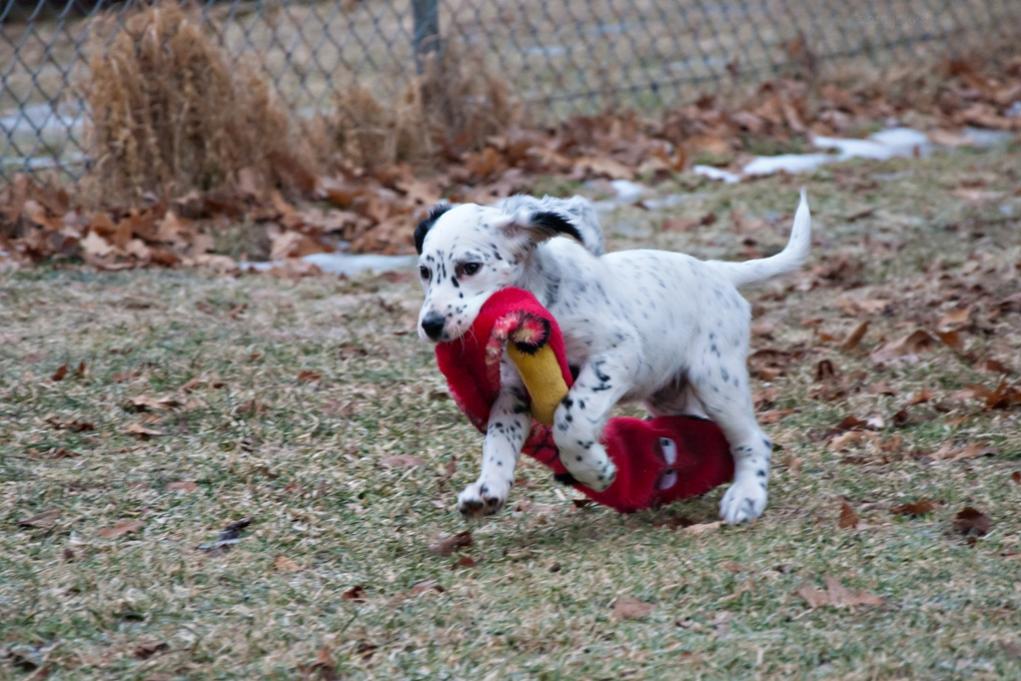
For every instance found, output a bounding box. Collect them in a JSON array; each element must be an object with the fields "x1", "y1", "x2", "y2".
[{"x1": 2, "y1": 0, "x2": 1019, "y2": 183}]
